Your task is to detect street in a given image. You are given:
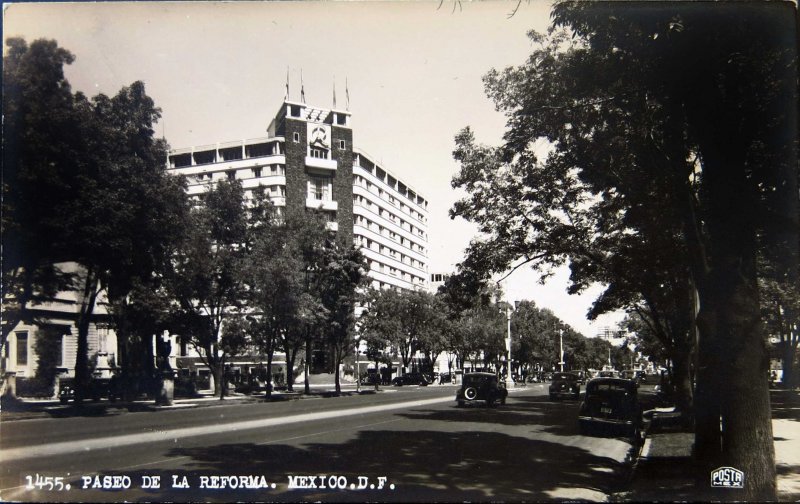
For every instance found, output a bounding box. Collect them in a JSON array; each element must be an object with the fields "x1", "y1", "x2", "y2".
[{"x1": 0, "y1": 384, "x2": 638, "y2": 502}]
